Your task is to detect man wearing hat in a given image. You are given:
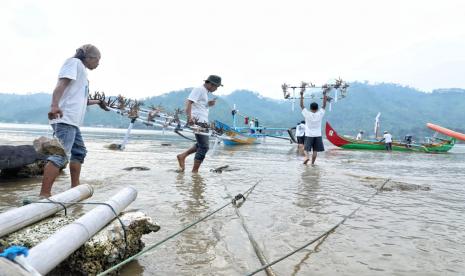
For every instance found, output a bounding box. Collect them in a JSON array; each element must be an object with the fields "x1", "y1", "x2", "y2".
[{"x1": 177, "y1": 75, "x2": 222, "y2": 173}]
